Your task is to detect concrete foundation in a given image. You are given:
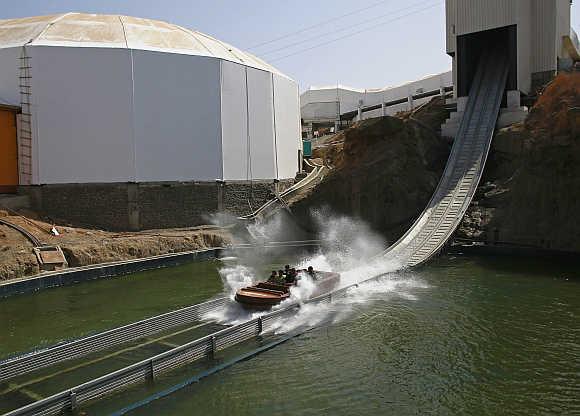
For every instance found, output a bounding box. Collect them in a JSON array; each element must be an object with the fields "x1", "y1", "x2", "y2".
[
  {"x1": 19, "y1": 179, "x2": 294, "y2": 231},
  {"x1": 441, "y1": 91, "x2": 528, "y2": 138}
]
